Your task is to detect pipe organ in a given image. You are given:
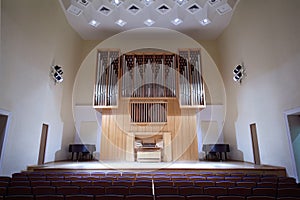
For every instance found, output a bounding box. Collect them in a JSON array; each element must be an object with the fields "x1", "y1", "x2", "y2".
[
  {"x1": 130, "y1": 102, "x2": 167, "y2": 123},
  {"x1": 94, "y1": 49, "x2": 205, "y2": 161},
  {"x1": 95, "y1": 50, "x2": 119, "y2": 107}
]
